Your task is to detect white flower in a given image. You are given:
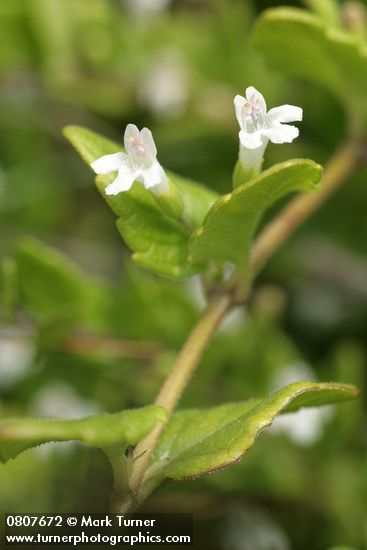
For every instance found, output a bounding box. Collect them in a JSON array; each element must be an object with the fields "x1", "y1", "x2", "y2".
[
  {"x1": 234, "y1": 86, "x2": 303, "y2": 149},
  {"x1": 91, "y1": 124, "x2": 168, "y2": 196},
  {"x1": 233, "y1": 86, "x2": 302, "y2": 183}
]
